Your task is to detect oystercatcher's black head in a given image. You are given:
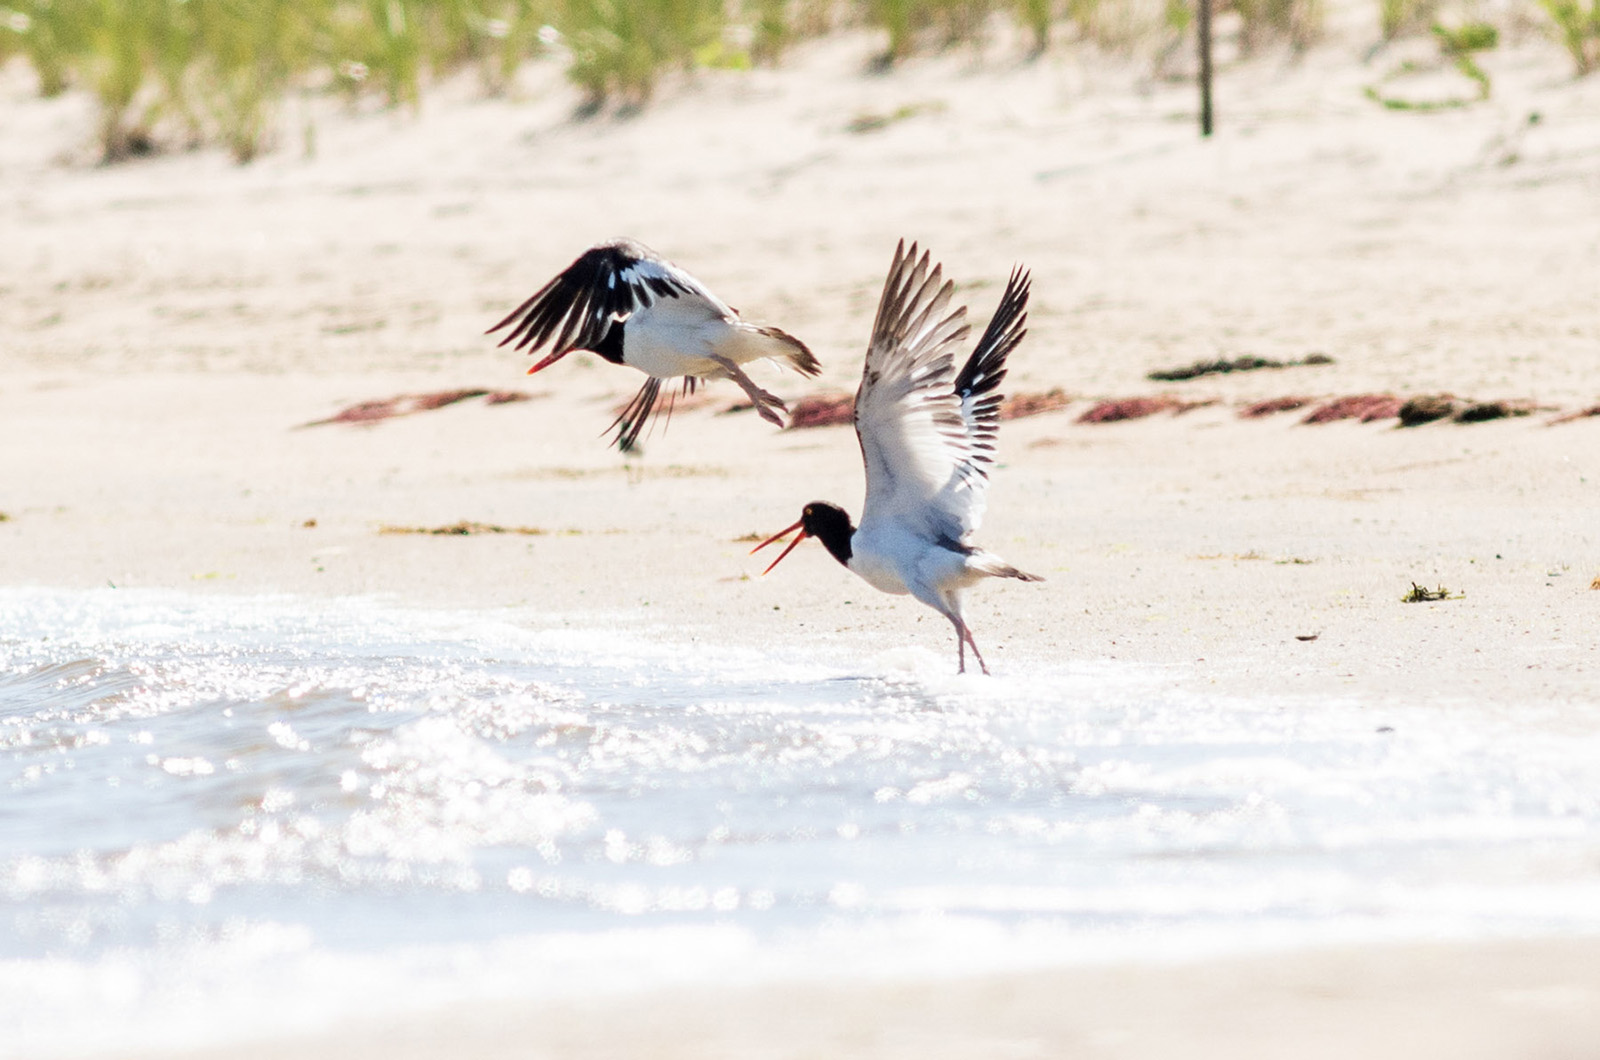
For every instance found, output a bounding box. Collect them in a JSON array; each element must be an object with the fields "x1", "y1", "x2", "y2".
[
  {"x1": 800, "y1": 503, "x2": 854, "y2": 567},
  {"x1": 752, "y1": 501, "x2": 855, "y2": 575}
]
